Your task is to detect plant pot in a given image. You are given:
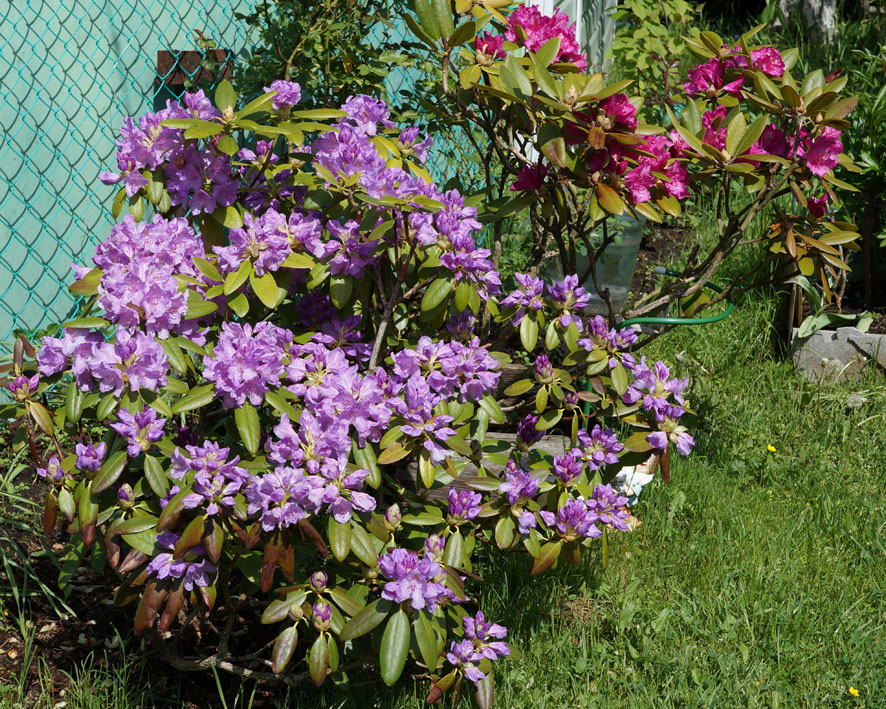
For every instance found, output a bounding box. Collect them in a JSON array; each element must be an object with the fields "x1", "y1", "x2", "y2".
[
  {"x1": 791, "y1": 326, "x2": 886, "y2": 383},
  {"x1": 543, "y1": 214, "x2": 646, "y2": 315}
]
